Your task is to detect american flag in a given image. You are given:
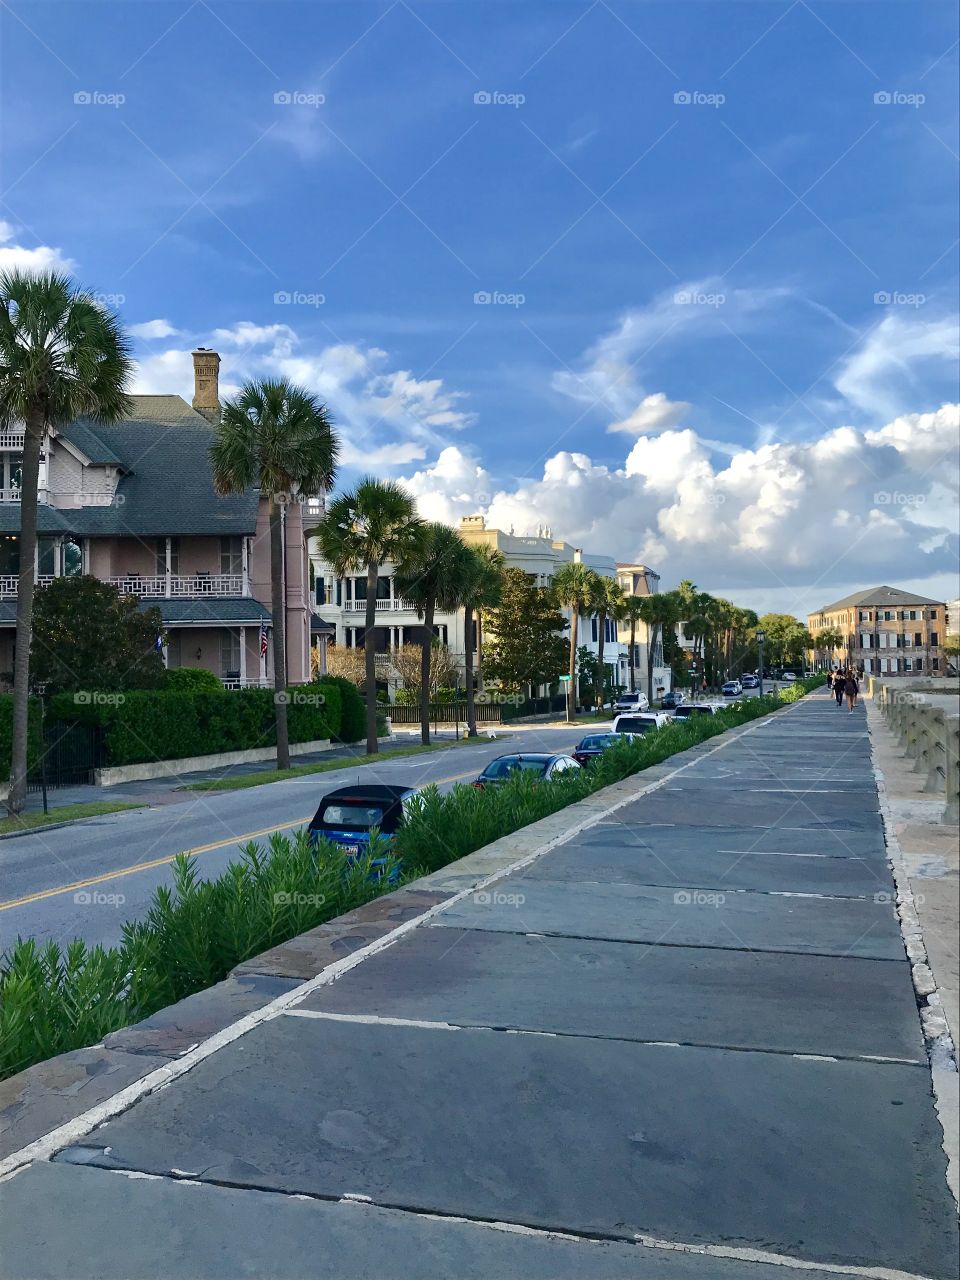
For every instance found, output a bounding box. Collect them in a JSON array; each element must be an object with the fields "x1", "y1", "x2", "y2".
[{"x1": 260, "y1": 624, "x2": 269, "y2": 658}]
